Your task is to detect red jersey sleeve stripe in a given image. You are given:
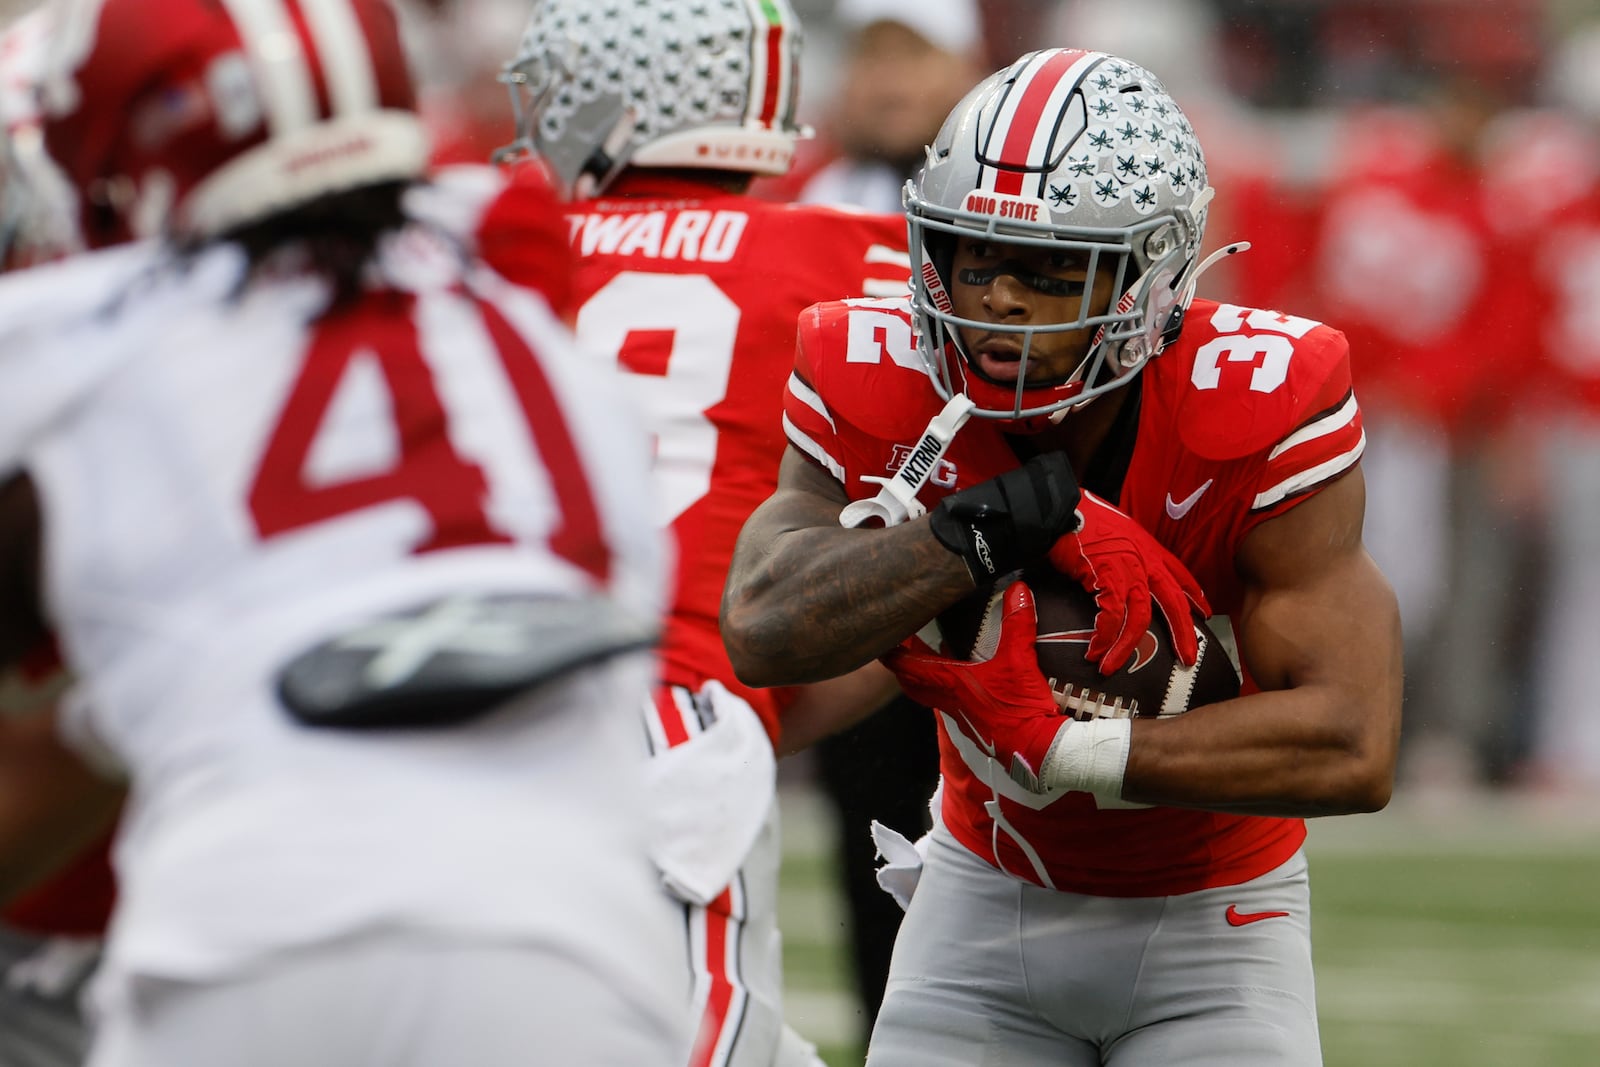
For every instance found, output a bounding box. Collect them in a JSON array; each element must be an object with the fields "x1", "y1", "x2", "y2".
[
  {"x1": 1267, "y1": 390, "x2": 1359, "y2": 461},
  {"x1": 785, "y1": 371, "x2": 835, "y2": 431},
  {"x1": 783, "y1": 370, "x2": 847, "y2": 480},
  {"x1": 1252, "y1": 429, "x2": 1366, "y2": 512},
  {"x1": 1249, "y1": 388, "x2": 1365, "y2": 512},
  {"x1": 782, "y1": 413, "x2": 845, "y2": 483}
]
